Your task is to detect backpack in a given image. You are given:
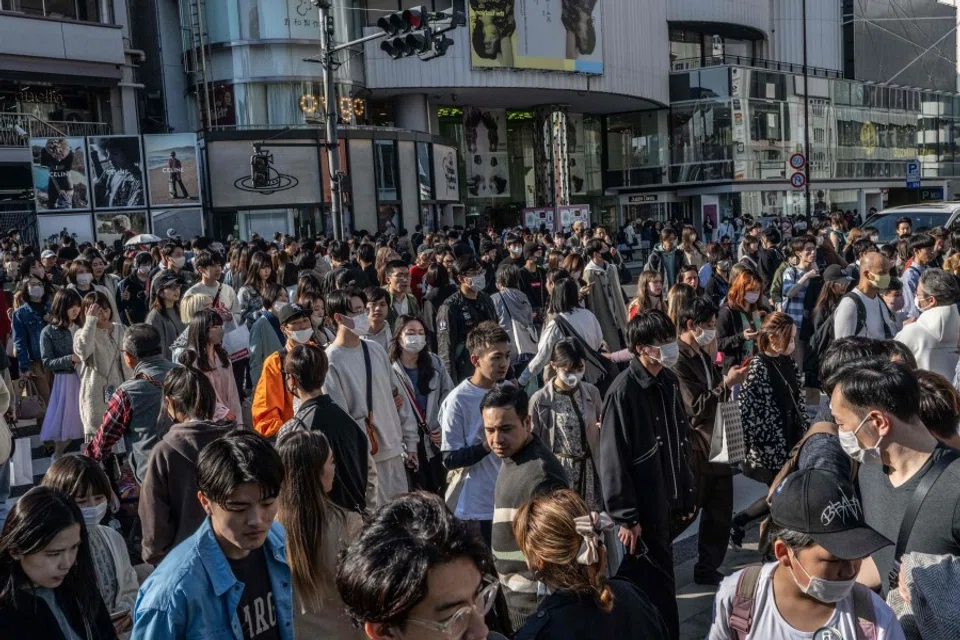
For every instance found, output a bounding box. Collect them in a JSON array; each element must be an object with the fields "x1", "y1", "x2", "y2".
[
  {"x1": 807, "y1": 292, "x2": 894, "y2": 376},
  {"x1": 729, "y1": 564, "x2": 877, "y2": 640}
]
